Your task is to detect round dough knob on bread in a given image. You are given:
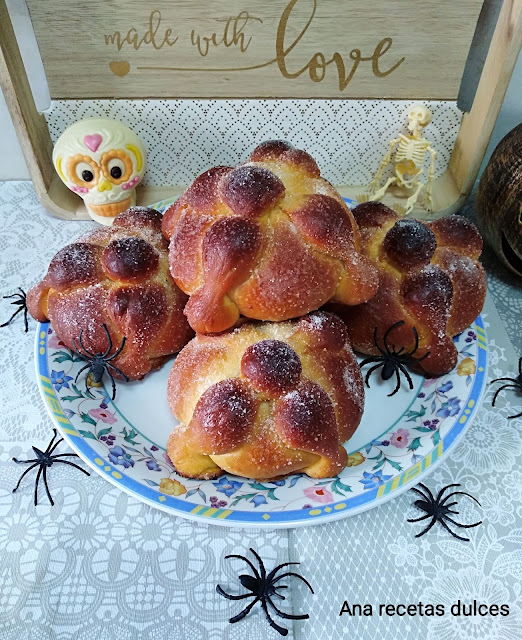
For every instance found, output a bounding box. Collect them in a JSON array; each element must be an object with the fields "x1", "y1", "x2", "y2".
[
  {"x1": 331, "y1": 203, "x2": 486, "y2": 376},
  {"x1": 162, "y1": 141, "x2": 378, "y2": 333},
  {"x1": 27, "y1": 207, "x2": 194, "y2": 380},
  {"x1": 166, "y1": 311, "x2": 364, "y2": 480}
]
